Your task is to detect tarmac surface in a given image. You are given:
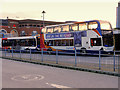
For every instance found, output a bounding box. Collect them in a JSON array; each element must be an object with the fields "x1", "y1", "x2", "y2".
[{"x1": 2, "y1": 58, "x2": 118, "y2": 88}]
